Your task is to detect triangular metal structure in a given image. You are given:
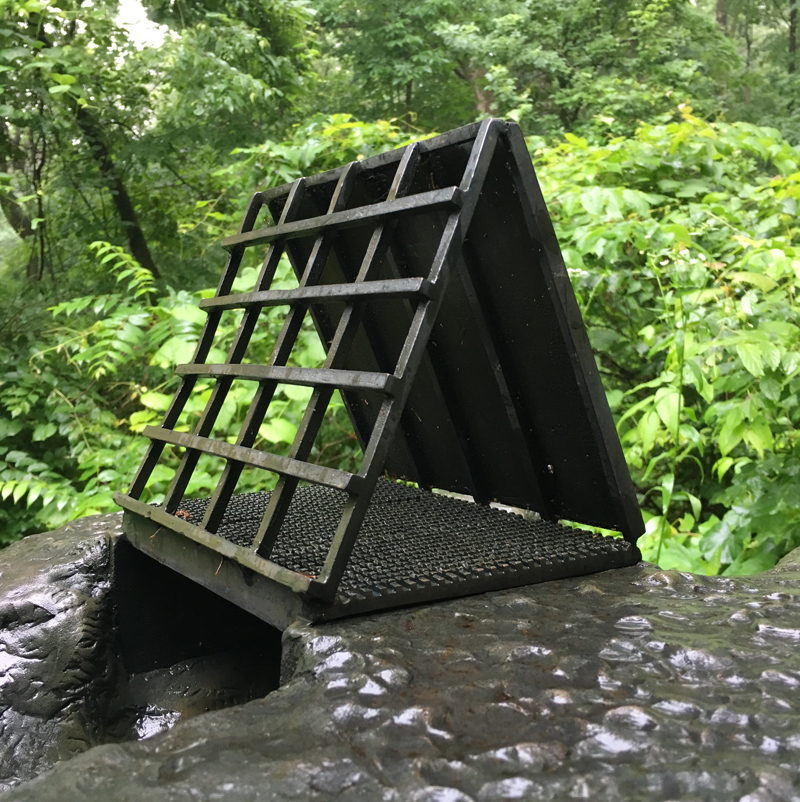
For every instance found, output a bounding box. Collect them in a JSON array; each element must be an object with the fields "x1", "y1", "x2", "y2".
[{"x1": 115, "y1": 119, "x2": 644, "y2": 629}]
